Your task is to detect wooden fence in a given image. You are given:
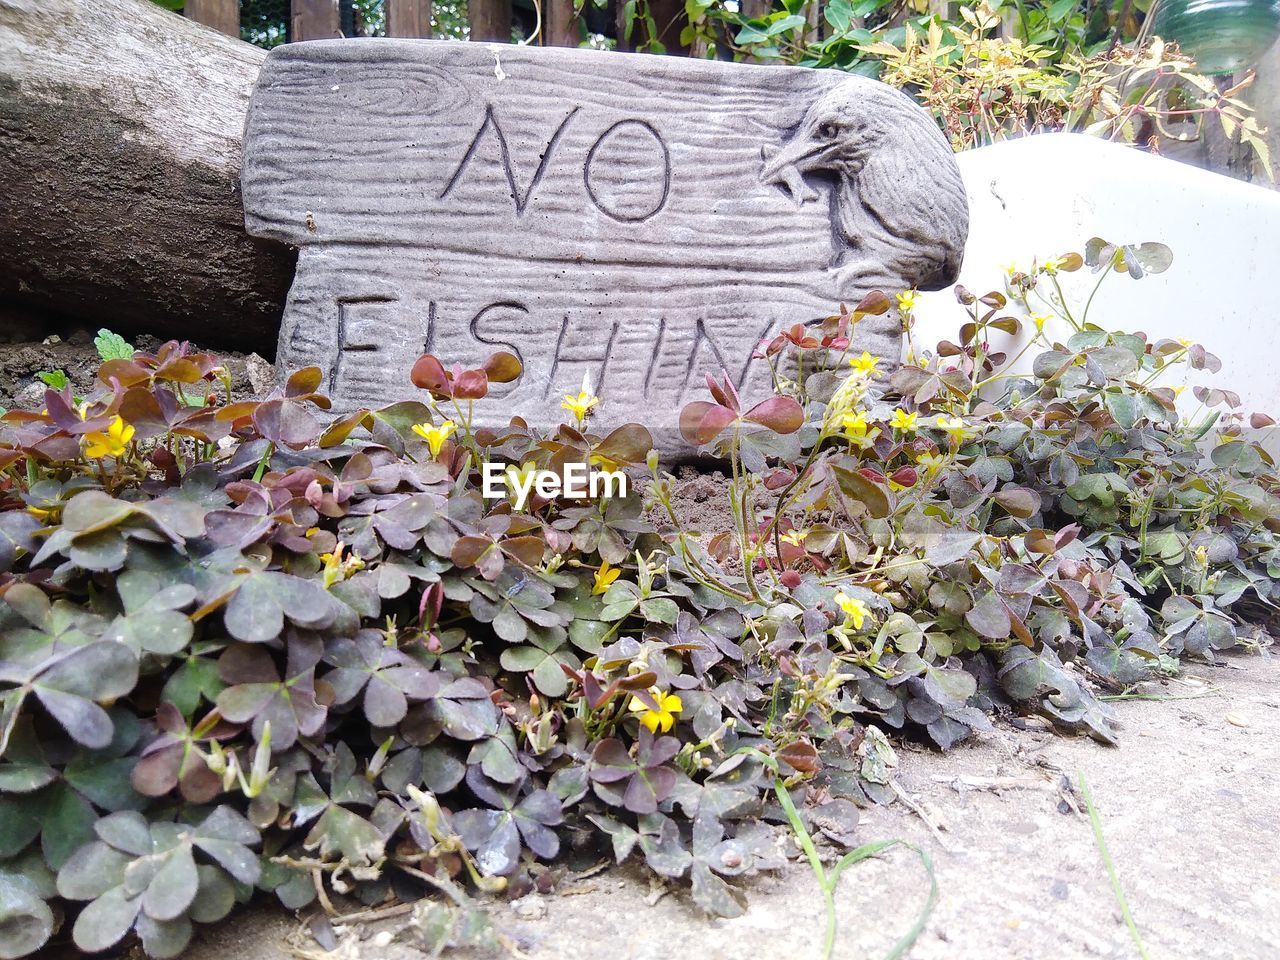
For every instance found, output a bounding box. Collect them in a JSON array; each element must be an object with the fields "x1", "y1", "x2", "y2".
[{"x1": 183, "y1": 0, "x2": 601, "y2": 45}]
